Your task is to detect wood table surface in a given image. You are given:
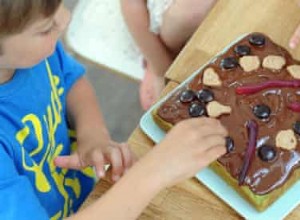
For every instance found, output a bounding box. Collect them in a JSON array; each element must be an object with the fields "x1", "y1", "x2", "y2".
[
  {"x1": 82, "y1": 0, "x2": 300, "y2": 219},
  {"x1": 165, "y1": 0, "x2": 300, "y2": 83}
]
